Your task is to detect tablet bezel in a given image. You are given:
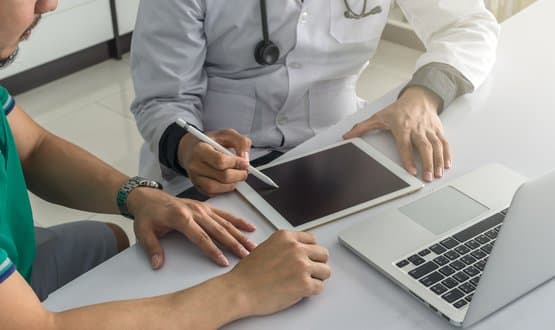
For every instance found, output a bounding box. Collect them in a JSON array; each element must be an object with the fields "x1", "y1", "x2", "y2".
[{"x1": 236, "y1": 138, "x2": 424, "y2": 231}]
